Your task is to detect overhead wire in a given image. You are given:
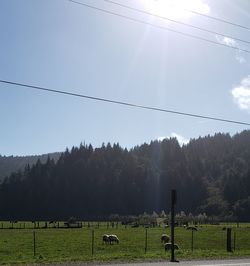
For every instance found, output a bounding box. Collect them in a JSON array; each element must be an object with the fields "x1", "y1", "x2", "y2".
[
  {"x1": 104, "y1": 0, "x2": 250, "y2": 45},
  {"x1": 182, "y1": 6, "x2": 250, "y2": 31},
  {"x1": 0, "y1": 79, "x2": 249, "y2": 126},
  {"x1": 67, "y1": 0, "x2": 250, "y2": 54}
]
